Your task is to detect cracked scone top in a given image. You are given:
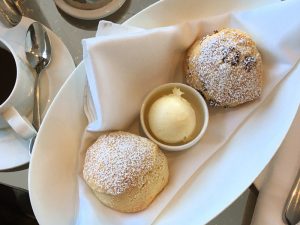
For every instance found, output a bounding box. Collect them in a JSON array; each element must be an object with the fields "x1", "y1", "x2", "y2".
[
  {"x1": 83, "y1": 131, "x2": 169, "y2": 212},
  {"x1": 185, "y1": 28, "x2": 263, "y2": 107}
]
